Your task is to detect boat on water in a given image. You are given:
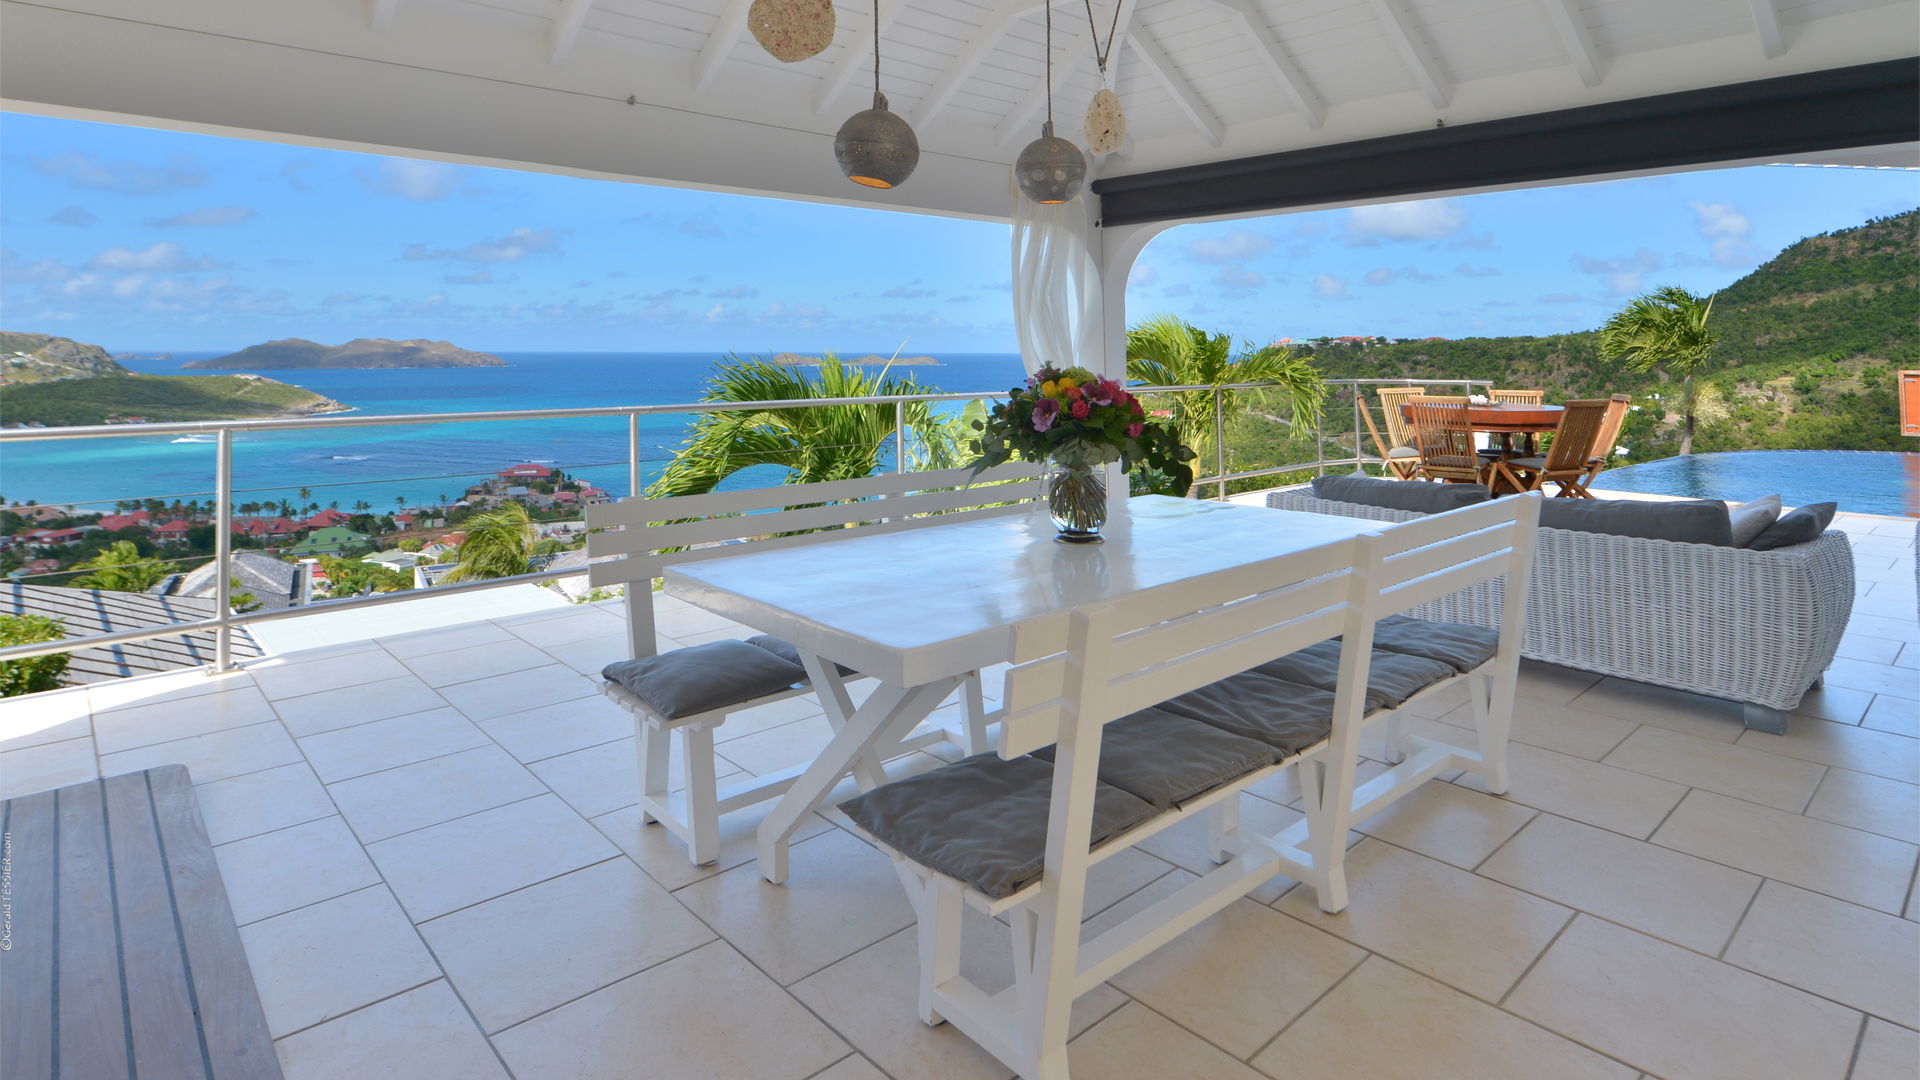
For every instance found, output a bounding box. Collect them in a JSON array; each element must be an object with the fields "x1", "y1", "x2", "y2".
[{"x1": 170, "y1": 435, "x2": 216, "y2": 444}]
